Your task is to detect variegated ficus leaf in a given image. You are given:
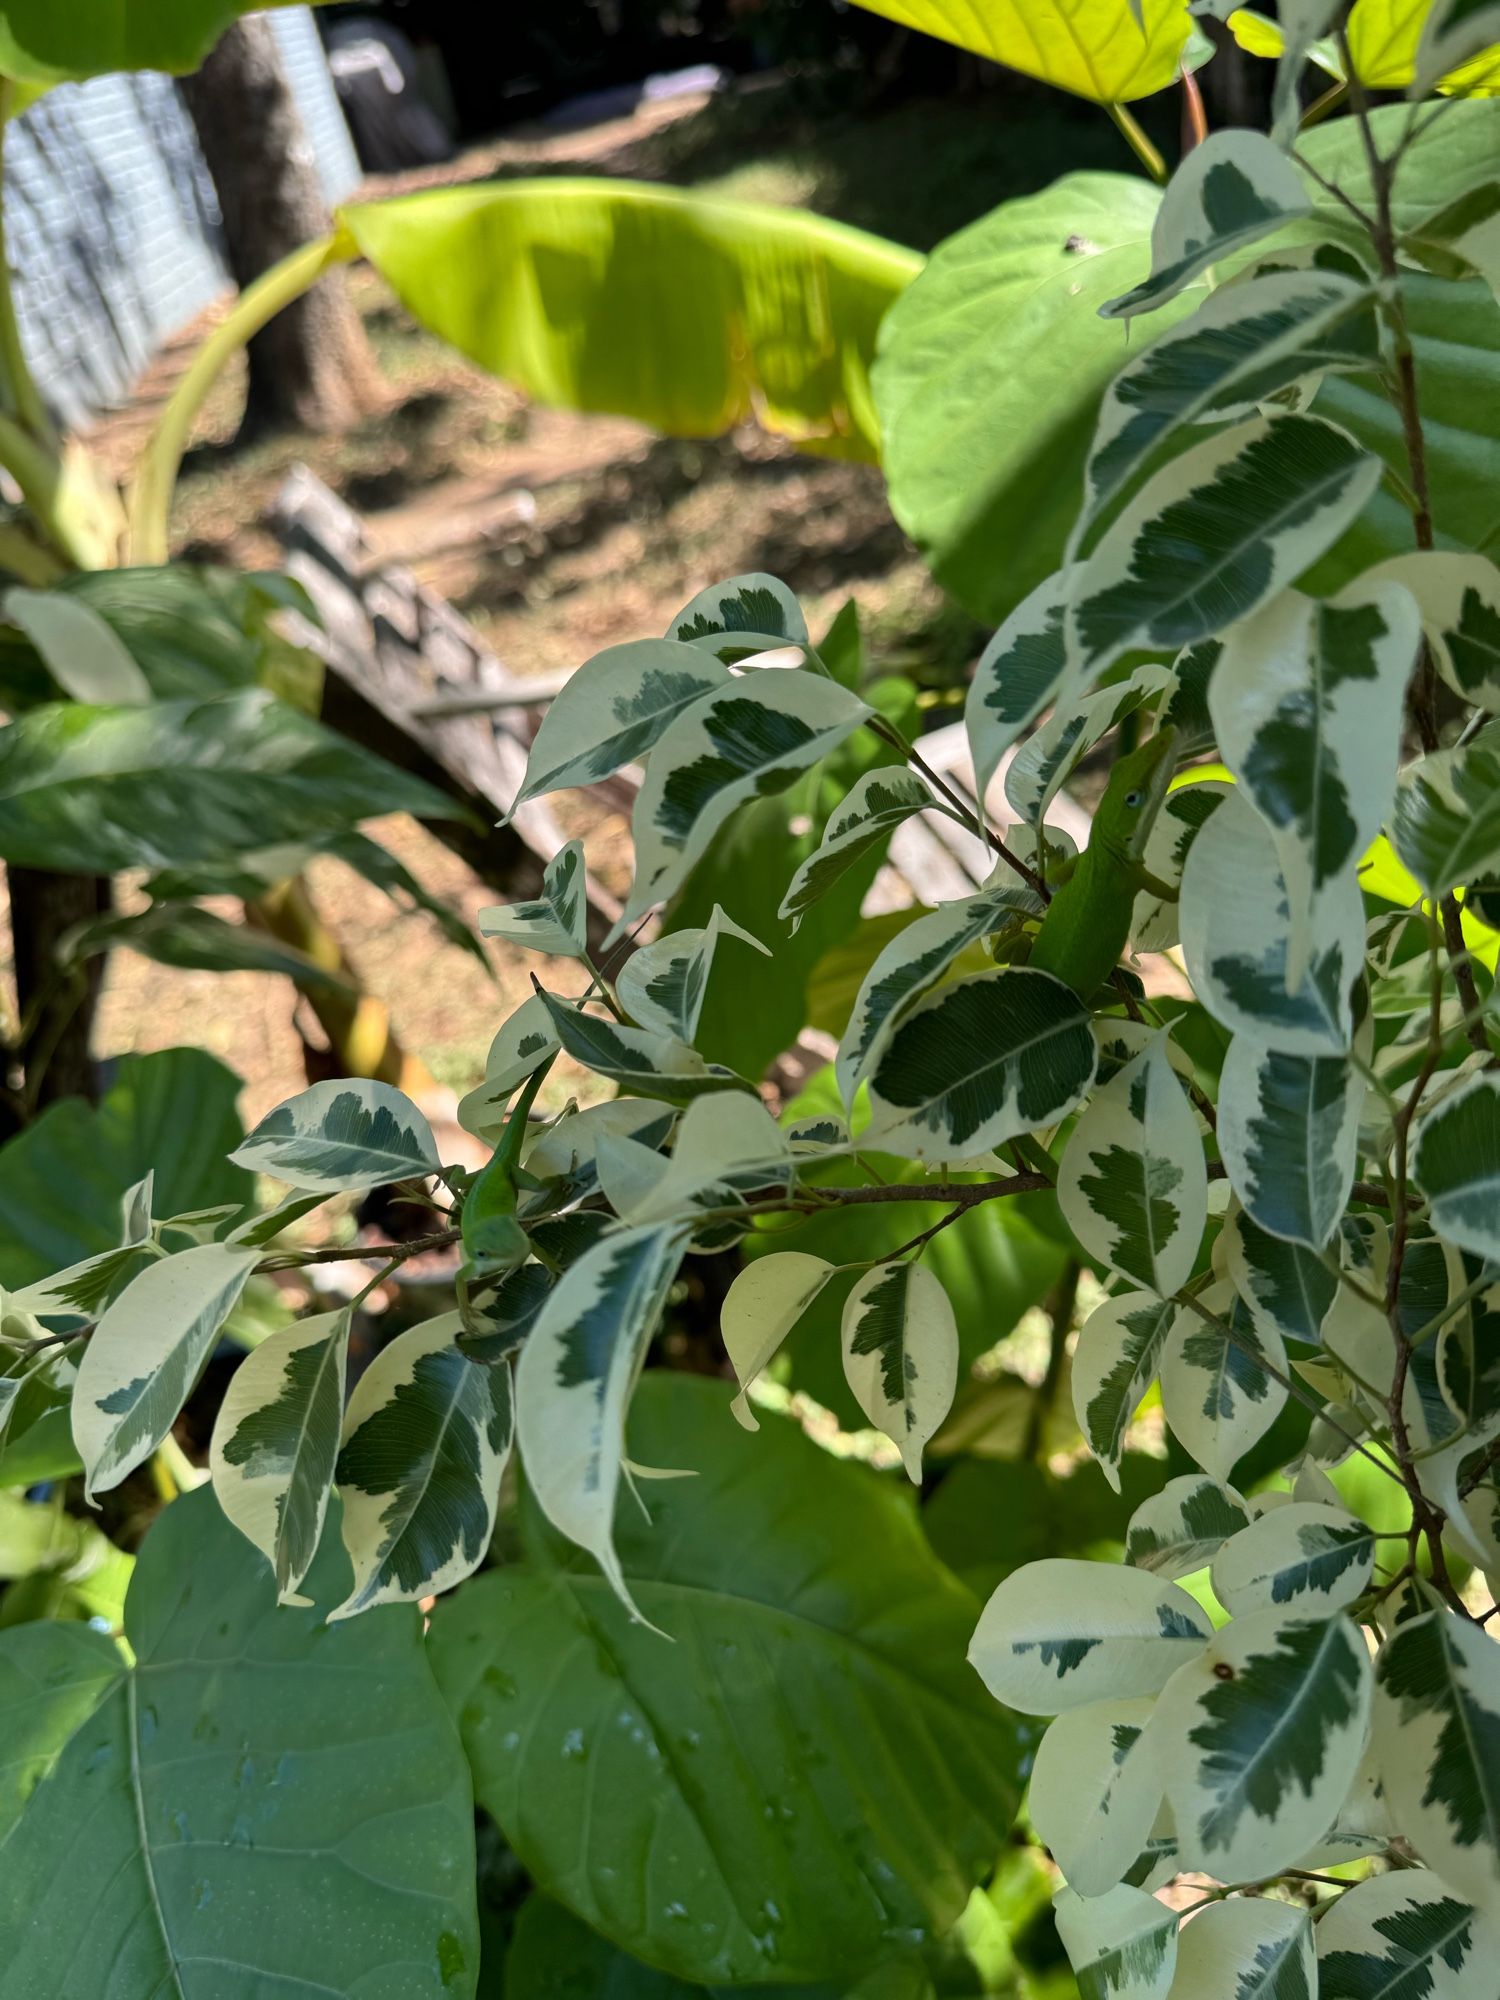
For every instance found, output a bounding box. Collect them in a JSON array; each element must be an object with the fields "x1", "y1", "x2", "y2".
[
  {"x1": 519, "y1": 1097, "x2": 676, "y2": 1209},
  {"x1": 667, "y1": 571, "x2": 808, "y2": 659},
  {"x1": 1222, "y1": 1201, "x2": 1338, "y2": 1349},
  {"x1": 509, "y1": 636, "x2": 730, "y2": 811},
  {"x1": 333, "y1": 1310, "x2": 513, "y2": 1619},
  {"x1": 1159, "y1": 636, "x2": 1221, "y2": 757},
  {"x1": 1131, "y1": 779, "x2": 1229, "y2": 954},
  {"x1": 1210, "y1": 1501, "x2": 1376, "y2": 1618},
  {"x1": 1159, "y1": 1284, "x2": 1288, "y2": 1485},
  {"x1": 1100, "y1": 130, "x2": 1311, "y2": 320},
  {"x1": 1412, "y1": 1071, "x2": 1500, "y2": 1261},
  {"x1": 1366, "y1": 550, "x2": 1500, "y2": 713},
  {"x1": 1174, "y1": 1899, "x2": 1315, "y2": 2000},
  {"x1": 964, "y1": 565, "x2": 1078, "y2": 794},
  {"x1": 778, "y1": 767, "x2": 938, "y2": 929},
  {"x1": 1208, "y1": 578, "x2": 1419, "y2": 987},
  {"x1": 836, "y1": 885, "x2": 1038, "y2": 1104},
  {"x1": 515, "y1": 1221, "x2": 688, "y2": 1618},
  {"x1": 1156, "y1": 1607, "x2": 1373, "y2": 1882},
  {"x1": 721, "y1": 1251, "x2": 835, "y2": 1428},
  {"x1": 478, "y1": 838, "x2": 589, "y2": 955},
  {"x1": 1003, "y1": 666, "x2": 1170, "y2": 830},
  {"x1": 1314, "y1": 1870, "x2": 1497, "y2": 2000},
  {"x1": 621, "y1": 673, "x2": 872, "y2": 925},
  {"x1": 1181, "y1": 787, "x2": 1364, "y2": 1057},
  {"x1": 535, "y1": 990, "x2": 745, "y2": 1105},
  {"x1": 231, "y1": 1079, "x2": 440, "y2": 1193},
  {"x1": 226, "y1": 1189, "x2": 328, "y2": 1250},
  {"x1": 1125, "y1": 1474, "x2": 1252, "y2": 1579},
  {"x1": 1058, "y1": 1032, "x2": 1207, "y2": 1296},
  {"x1": 8, "y1": 1170, "x2": 158, "y2": 1318},
  {"x1": 1372, "y1": 1609, "x2": 1500, "y2": 1908},
  {"x1": 1029, "y1": 1695, "x2": 1166, "y2": 1898},
  {"x1": 865, "y1": 967, "x2": 1097, "y2": 1162},
  {"x1": 840, "y1": 1260, "x2": 958, "y2": 1480},
  {"x1": 1052, "y1": 1883, "x2": 1178, "y2": 2000},
  {"x1": 209, "y1": 1308, "x2": 350, "y2": 1604},
  {"x1": 73, "y1": 1241, "x2": 260, "y2": 1499},
  {"x1": 456, "y1": 994, "x2": 561, "y2": 1142},
  {"x1": 1065, "y1": 415, "x2": 1380, "y2": 689},
  {"x1": 969, "y1": 1557, "x2": 1211, "y2": 1715},
  {"x1": 618, "y1": 1089, "x2": 793, "y2": 1228},
  {"x1": 616, "y1": 904, "x2": 769, "y2": 1041},
  {"x1": 1077, "y1": 266, "x2": 1375, "y2": 548},
  {"x1": 1071, "y1": 1290, "x2": 1179, "y2": 1490},
  {"x1": 1217, "y1": 1033, "x2": 1364, "y2": 1249},
  {"x1": 1392, "y1": 720, "x2": 1500, "y2": 897}
]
